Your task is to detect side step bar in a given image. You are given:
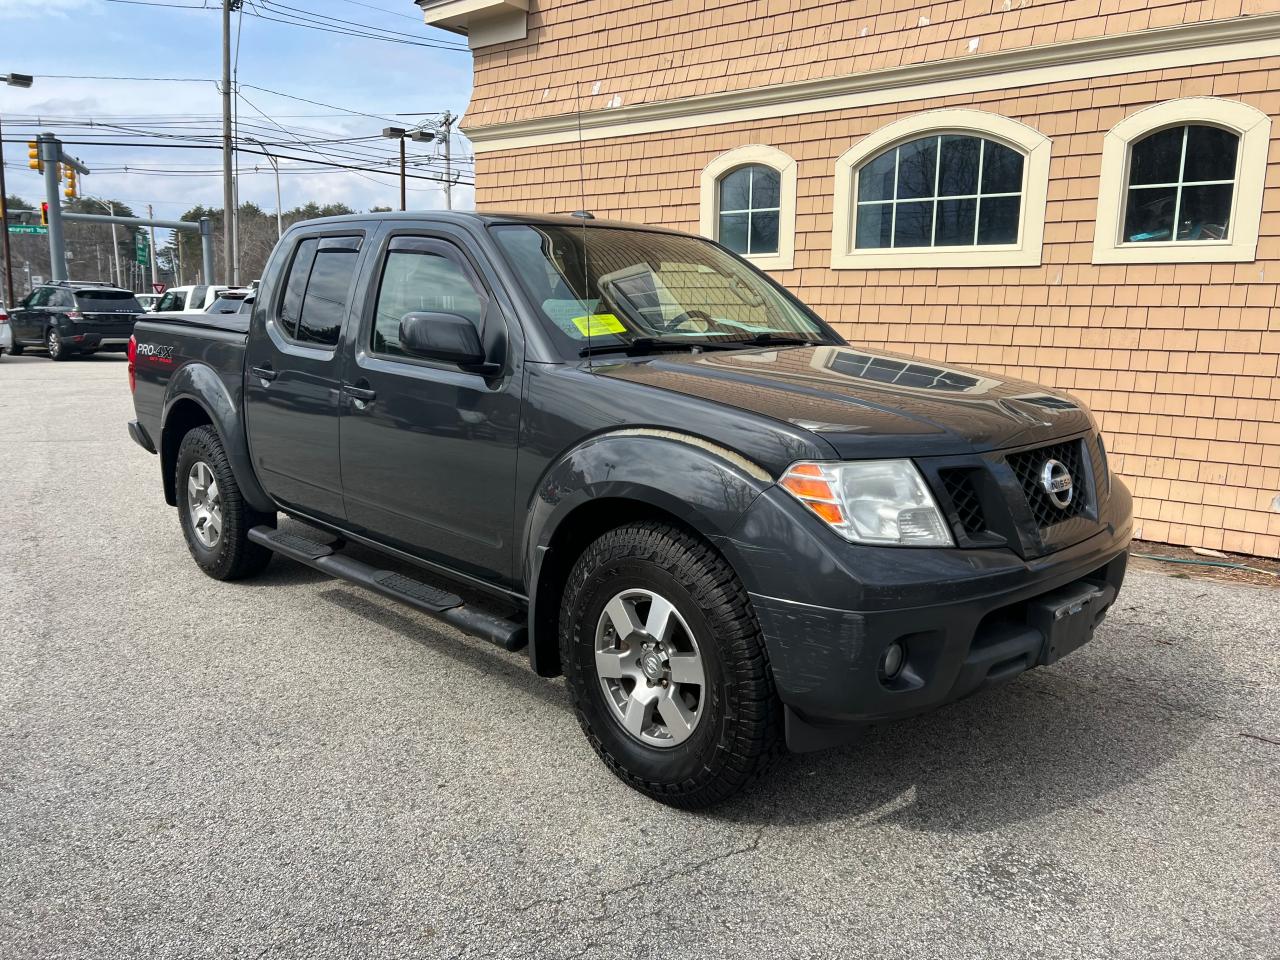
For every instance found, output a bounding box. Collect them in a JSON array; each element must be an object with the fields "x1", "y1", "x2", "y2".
[{"x1": 249, "y1": 526, "x2": 528, "y2": 652}]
